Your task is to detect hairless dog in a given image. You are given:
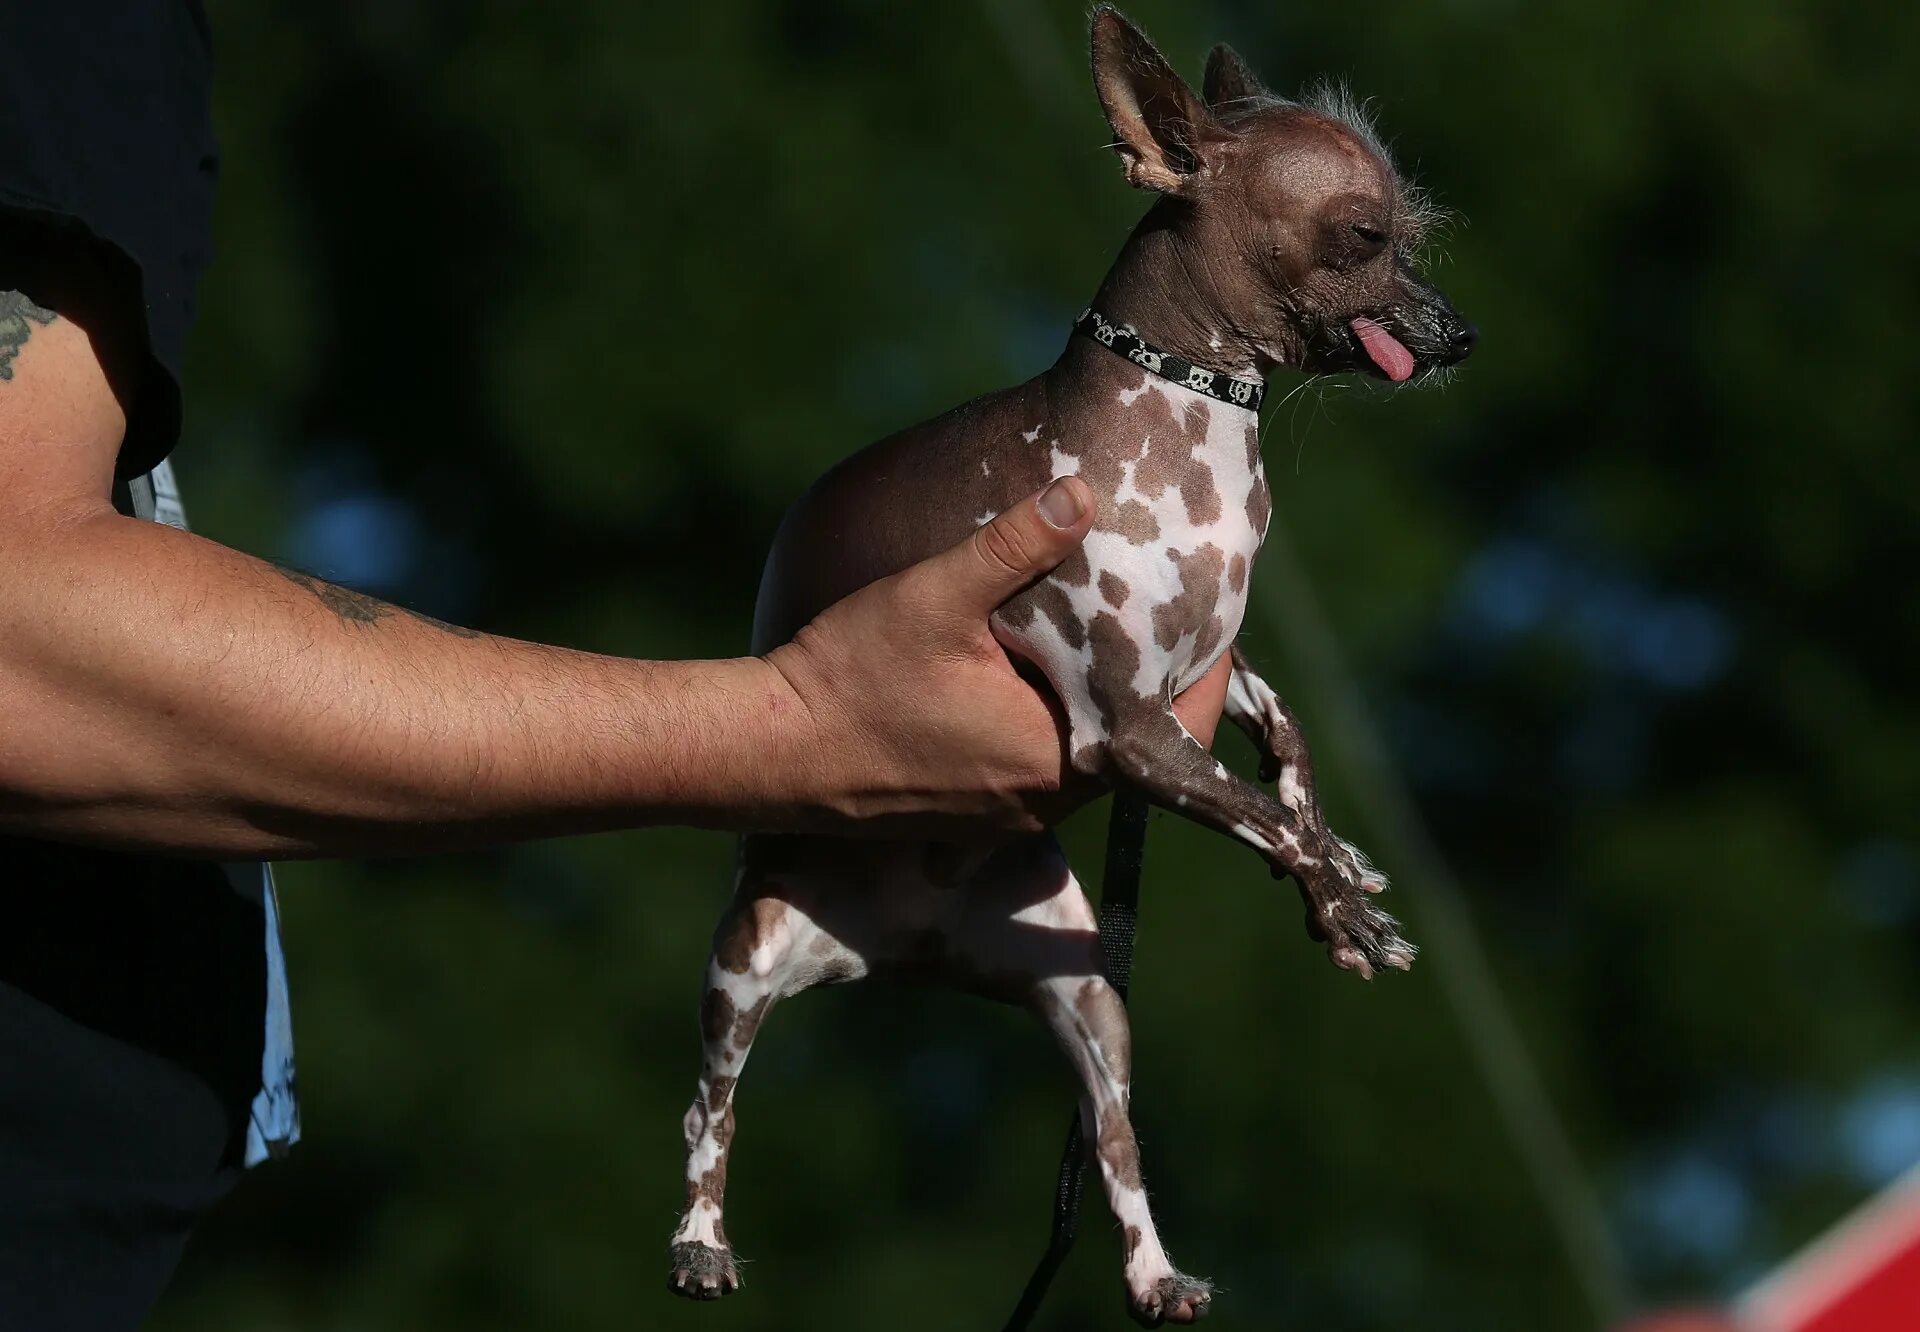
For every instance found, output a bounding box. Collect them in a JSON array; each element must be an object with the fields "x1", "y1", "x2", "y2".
[{"x1": 669, "y1": 9, "x2": 1475, "y2": 1324}]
